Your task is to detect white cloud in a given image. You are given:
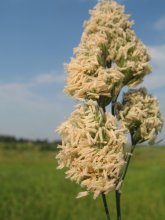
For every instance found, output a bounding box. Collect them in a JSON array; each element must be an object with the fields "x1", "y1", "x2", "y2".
[
  {"x1": 0, "y1": 72, "x2": 73, "y2": 141},
  {"x1": 141, "y1": 44, "x2": 165, "y2": 143},
  {"x1": 142, "y1": 44, "x2": 165, "y2": 90},
  {"x1": 34, "y1": 73, "x2": 65, "y2": 84},
  {"x1": 154, "y1": 92, "x2": 165, "y2": 143},
  {"x1": 154, "y1": 17, "x2": 165, "y2": 31}
]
